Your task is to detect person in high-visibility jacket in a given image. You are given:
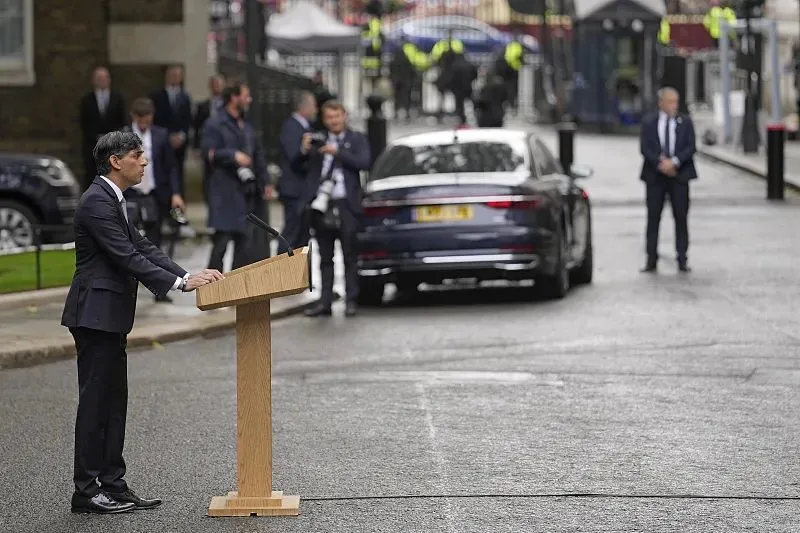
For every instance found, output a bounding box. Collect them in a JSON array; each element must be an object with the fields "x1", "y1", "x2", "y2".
[
  {"x1": 431, "y1": 31, "x2": 465, "y2": 119},
  {"x1": 390, "y1": 37, "x2": 429, "y2": 119},
  {"x1": 658, "y1": 17, "x2": 670, "y2": 45},
  {"x1": 361, "y1": 16, "x2": 384, "y2": 86},
  {"x1": 703, "y1": 4, "x2": 736, "y2": 46},
  {"x1": 498, "y1": 32, "x2": 524, "y2": 113}
]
